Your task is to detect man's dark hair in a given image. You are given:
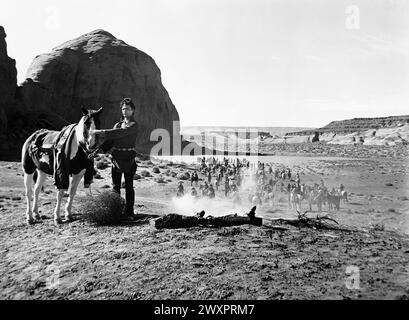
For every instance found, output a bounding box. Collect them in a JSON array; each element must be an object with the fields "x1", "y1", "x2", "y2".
[
  {"x1": 120, "y1": 97, "x2": 136, "y2": 121},
  {"x1": 120, "y1": 97, "x2": 136, "y2": 110}
]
